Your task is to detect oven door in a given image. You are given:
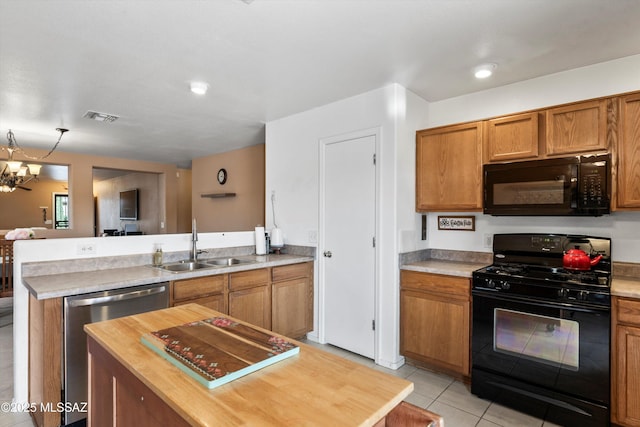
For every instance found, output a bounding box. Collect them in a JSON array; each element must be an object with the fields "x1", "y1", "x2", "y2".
[{"x1": 472, "y1": 289, "x2": 610, "y2": 426}]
